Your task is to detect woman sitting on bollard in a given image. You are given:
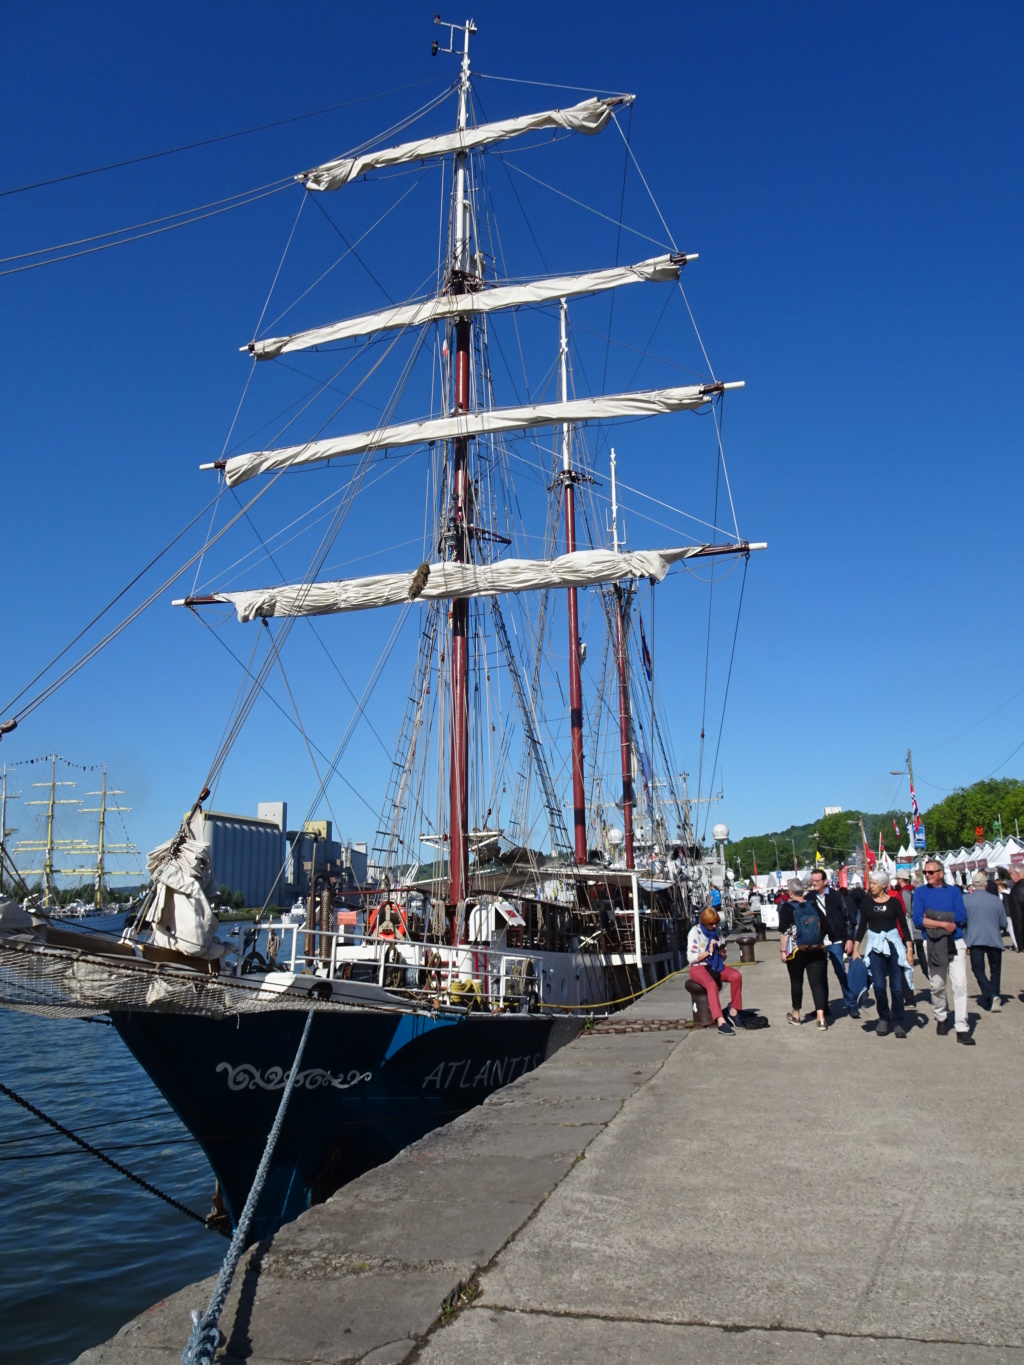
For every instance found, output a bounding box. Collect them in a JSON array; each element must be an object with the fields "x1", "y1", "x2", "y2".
[
  {"x1": 687, "y1": 906, "x2": 743, "y2": 1036},
  {"x1": 779, "y1": 877, "x2": 830, "y2": 1029},
  {"x1": 853, "y1": 869, "x2": 913, "y2": 1039}
]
